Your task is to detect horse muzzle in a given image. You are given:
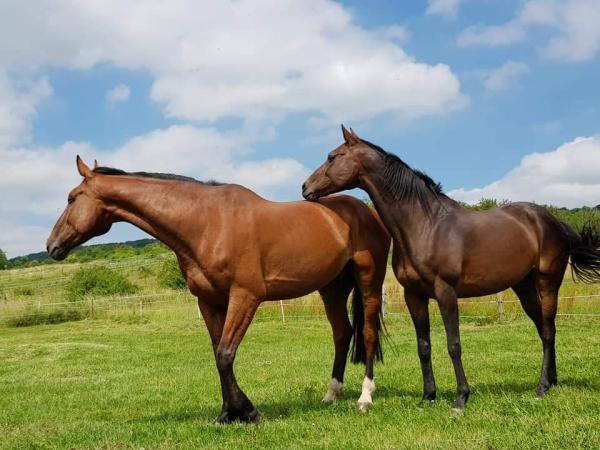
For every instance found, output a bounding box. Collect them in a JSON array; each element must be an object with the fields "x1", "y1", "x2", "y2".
[{"x1": 46, "y1": 242, "x2": 68, "y2": 261}]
